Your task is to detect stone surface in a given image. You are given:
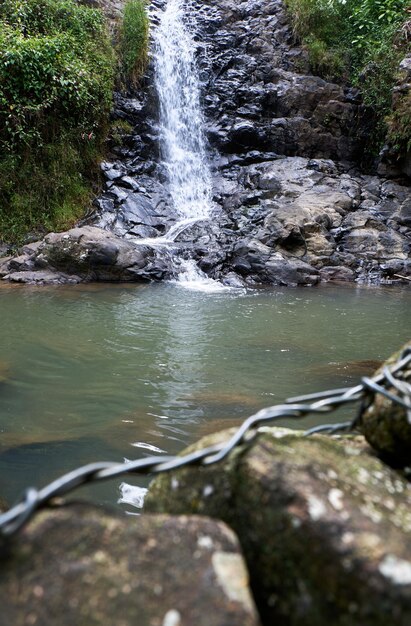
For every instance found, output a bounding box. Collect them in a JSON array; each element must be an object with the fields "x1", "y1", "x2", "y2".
[
  {"x1": 0, "y1": 226, "x2": 164, "y2": 284},
  {"x1": 146, "y1": 427, "x2": 411, "y2": 626},
  {"x1": 358, "y1": 340, "x2": 411, "y2": 467},
  {"x1": 197, "y1": 0, "x2": 362, "y2": 162},
  {"x1": 0, "y1": 506, "x2": 260, "y2": 626}
]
